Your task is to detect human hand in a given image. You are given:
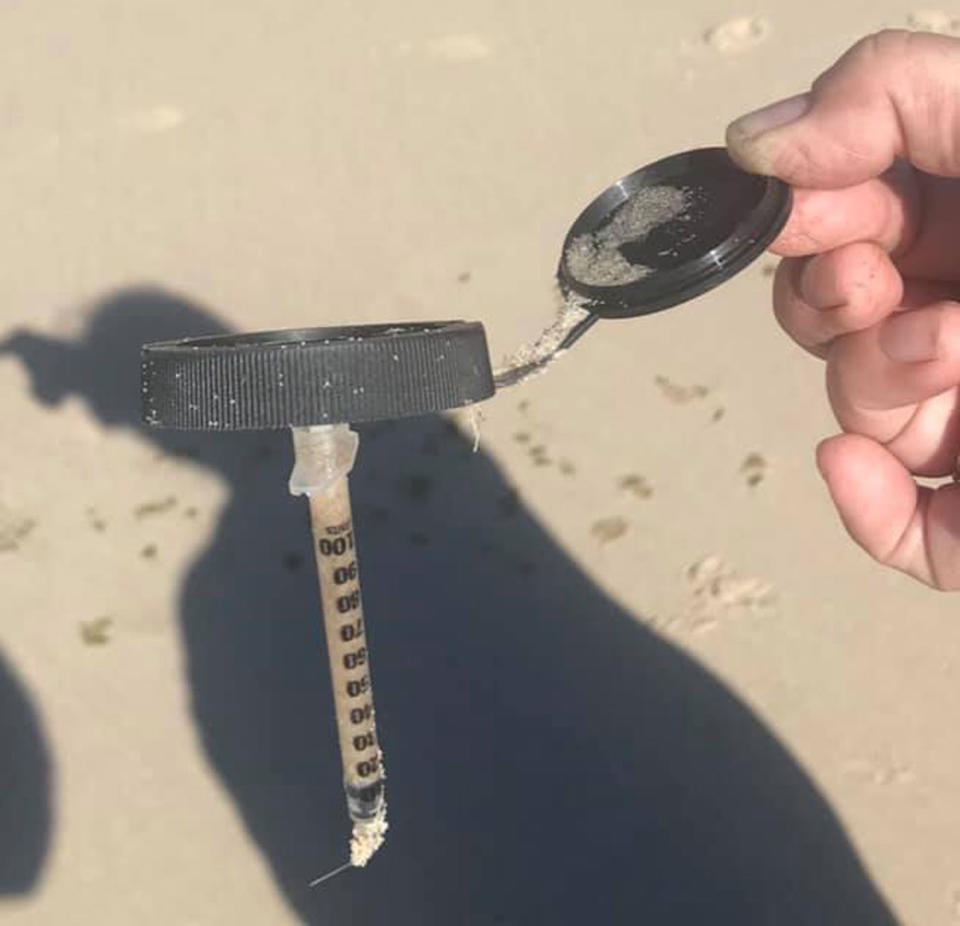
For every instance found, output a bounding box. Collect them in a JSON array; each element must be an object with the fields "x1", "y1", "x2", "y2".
[{"x1": 726, "y1": 30, "x2": 960, "y2": 589}]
